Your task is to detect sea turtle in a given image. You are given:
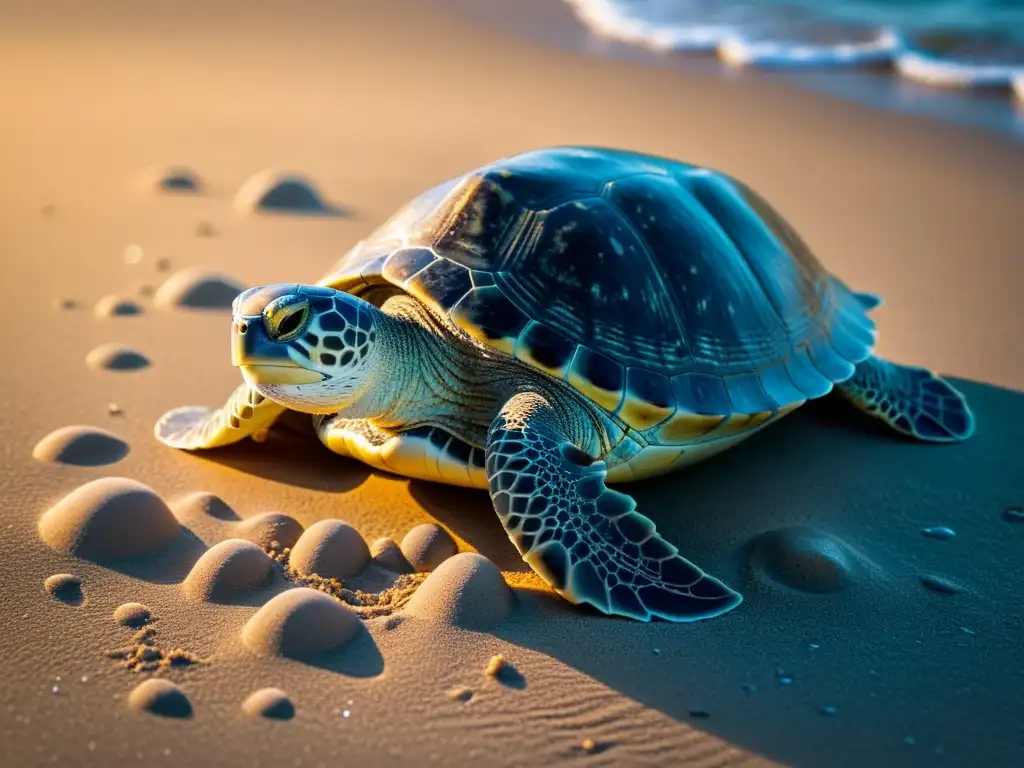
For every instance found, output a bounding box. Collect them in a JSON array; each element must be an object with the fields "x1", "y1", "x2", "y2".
[{"x1": 155, "y1": 146, "x2": 974, "y2": 622}]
